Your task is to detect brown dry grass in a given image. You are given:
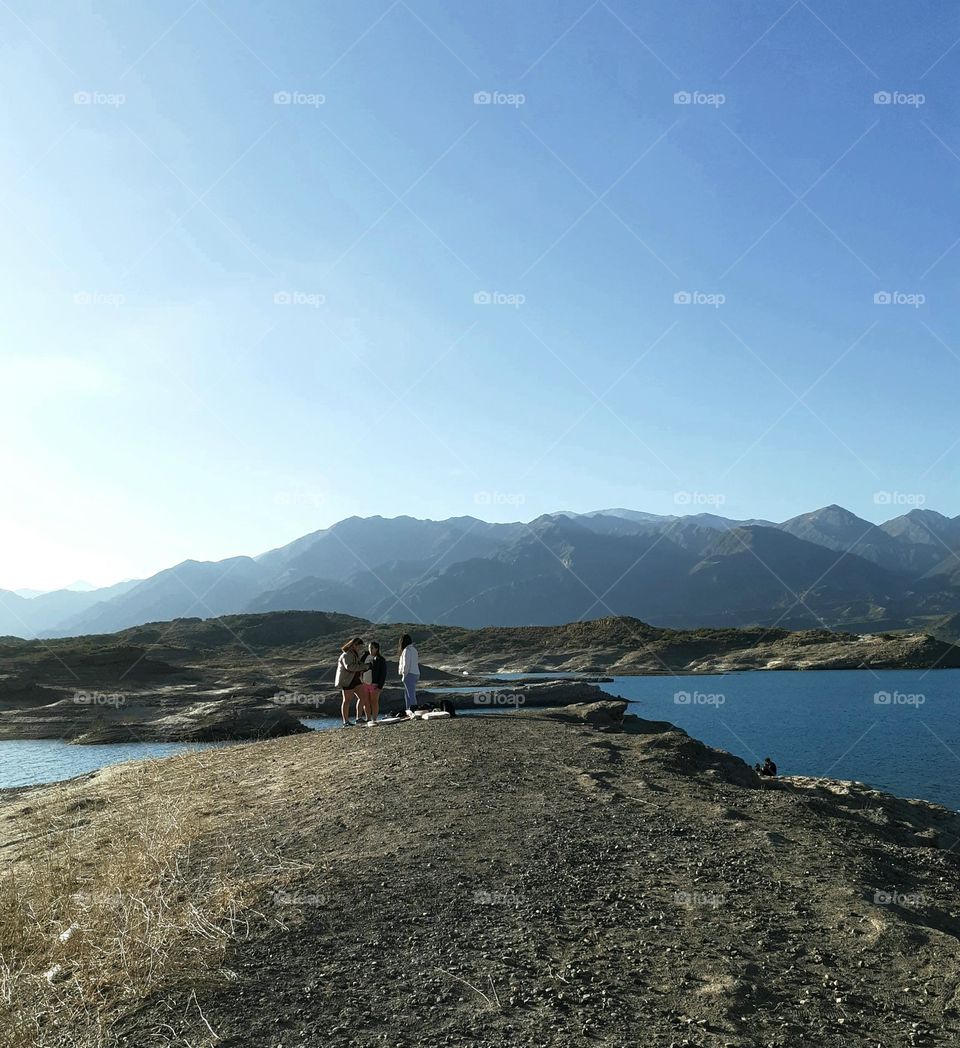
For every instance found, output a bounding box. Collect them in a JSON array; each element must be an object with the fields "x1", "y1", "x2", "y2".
[{"x1": 0, "y1": 750, "x2": 286, "y2": 1048}]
